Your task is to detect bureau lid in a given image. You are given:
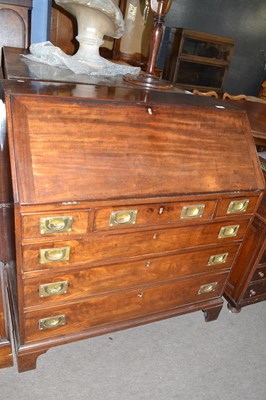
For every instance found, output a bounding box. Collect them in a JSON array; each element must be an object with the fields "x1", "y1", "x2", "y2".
[{"x1": 4, "y1": 83, "x2": 264, "y2": 205}]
